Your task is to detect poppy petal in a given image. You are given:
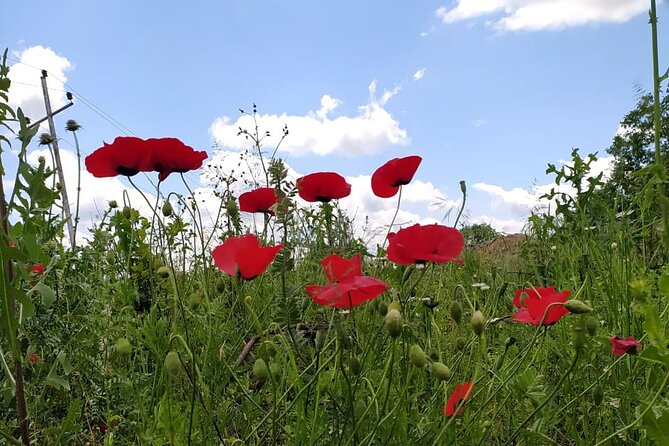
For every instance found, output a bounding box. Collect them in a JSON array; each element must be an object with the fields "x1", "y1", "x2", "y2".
[
  {"x1": 296, "y1": 172, "x2": 351, "y2": 202},
  {"x1": 239, "y1": 188, "x2": 278, "y2": 215},
  {"x1": 371, "y1": 156, "x2": 422, "y2": 198},
  {"x1": 321, "y1": 253, "x2": 362, "y2": 283}
]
